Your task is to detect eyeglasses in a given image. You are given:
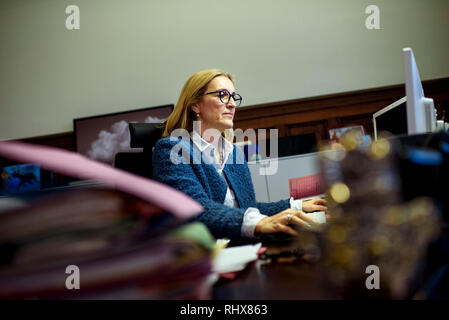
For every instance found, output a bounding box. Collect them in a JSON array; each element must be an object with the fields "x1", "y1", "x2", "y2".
[{"x1": 203, "y1": 89, "x2": 242, "y2": 107}]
